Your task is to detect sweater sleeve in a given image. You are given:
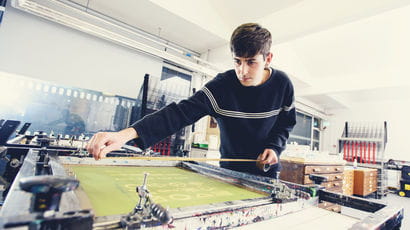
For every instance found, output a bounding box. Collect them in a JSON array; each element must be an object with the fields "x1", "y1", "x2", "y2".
[
  {"x1": 131, "y1": 90, "x2": 211, "y2": 149},
  {"x1": 264, "y1": 81, "x2": 297, "y2": 156}
]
